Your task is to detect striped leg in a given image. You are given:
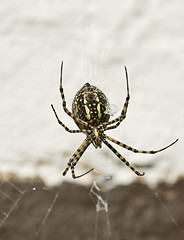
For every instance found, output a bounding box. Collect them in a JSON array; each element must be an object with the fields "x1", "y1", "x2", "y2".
[
  {"x1": 104, "y1": 66, "x2": 130, "y2": 129},
  {"x1": 102, "y1": 138, "x2": 144, "y2": 176},
  {"x1": 106, "y1": 135, "x2": 179, "y2": 154},
  {"x1": 71, "y1": 164, "x2": 94, "y2": 179},
  {"x1": 59, "y1": 62, "x2": 88, "y2": 128},
  {"x1": 104, "y1": 122, "x2": 121, "y2": 131},
  {"x1": 51, "y1": 104, "x2": 84, "y2": 133},
  {"x1": 62, "y1": 138, "x2": 92, "y2": 178}
]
